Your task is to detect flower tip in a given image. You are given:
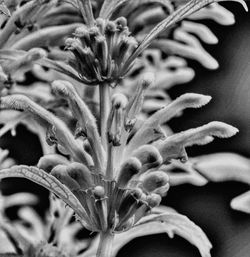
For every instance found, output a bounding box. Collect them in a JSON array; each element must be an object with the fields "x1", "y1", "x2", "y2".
[
  {"x1": 28, "y1": 48, "x2": 47, "y2": 60},
  {"x1": 179, "y1": 93, "x2": 212, "y2": 109},
  {"x1": 209, "y1": 121, "x2": 239, "y2": 138},
  {"x1": 146, "y1": 193, "x2": 162, "y2": 208},
  {"x1": 141, "y1": 72, "x2": 155, "y2": 88},
  {"x1": 52, "y1": 80, "x2": 73, "y2": 97},
  {"x1": 115, "y1": 17, "x2": 127, "y2": 28},
  {"x1": 112, "y1": 93, "x2": 128, "y2": 109}
]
